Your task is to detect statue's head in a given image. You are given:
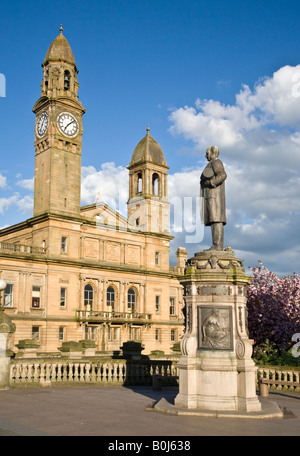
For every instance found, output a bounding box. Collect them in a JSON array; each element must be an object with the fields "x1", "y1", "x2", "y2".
[{"x1": 206, "y1": 146, "x2": 219, "y2": 161}]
